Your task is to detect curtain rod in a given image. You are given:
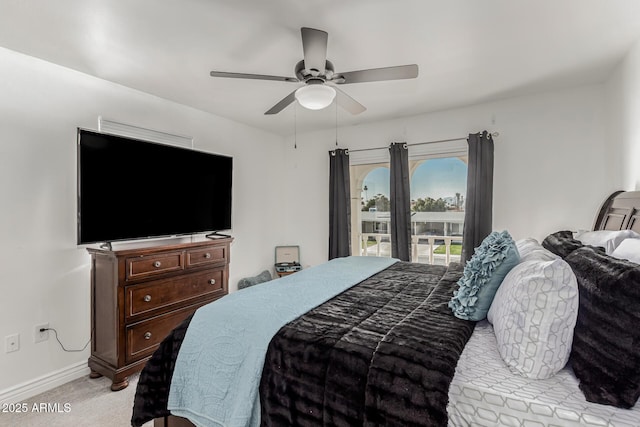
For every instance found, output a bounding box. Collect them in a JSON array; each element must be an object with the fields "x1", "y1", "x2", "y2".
[{"x1": 347, "y1": 132, "x2": 499, "y2": 153}]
